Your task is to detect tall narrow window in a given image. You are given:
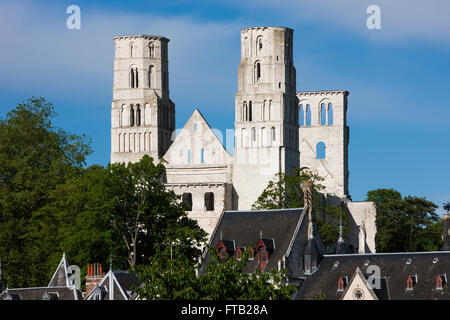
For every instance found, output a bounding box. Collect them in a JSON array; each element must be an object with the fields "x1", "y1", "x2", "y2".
[
  {"x1": 299, "y1": 104, "x2": 304, "y2": 126},
  {"x1": 187, "y1": 149, "x2": 191, "y2": 164},
  {"x1": 149, "y1": 42, "x2": 154, "y2": 58},
  {"x1": 316, "y1": 142, "x2": 326, "y2": 159},
  {"x1": 205, "y1": 192, "x2": 214, "y2": 211},
  {"x1": 255, "y1": 62, "x2": 261, "y2": 82},
  {"x1": 306, "y1": 104, "x2": 311, "y2": 126},
  {"x1": 271, "y1": 127, "x2": 276, "y2": 142},
  {"x1": 182, "y1": 193, "x2": 192, "y2": 211},
  {"x1": 249, "y1": 101, "x2": 253, "y2": 122},
  {"x1": 252, "y1": 127, "x2": 256, "y2": 143},
  {"x1": 269, "y1": 100, "x2": 272, "y2": 120},
  {"x1": 320, "y1": 103, "x2": 326, "y2": 125},
  {"x1": 129, "y1": 106, "x2": 135, "y2": 127},
  {"x1": 148, "y1": 66, "x2": 153, "y2": 88},
  {"x1": 130, "y1": 68, "x2": 135, "y2": 88},
  {"x1": 135, "y1": 68, "x2": 139, "y2": 88},
  {"x1": 328, "y1": 103, "x2": 334, "y2": 125},
  {"x1": 243, "y1": 102, "x2": 247, "y2": 121},
  {"x1": 201, "y1": 148, "x2": 205, "y2": 163},
  {"x1": 130, "y1": 44, "x2": 134, "y2": 58},
  {"x1": 136, "y1": 105, "x2": 141, "y2": 126}
]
